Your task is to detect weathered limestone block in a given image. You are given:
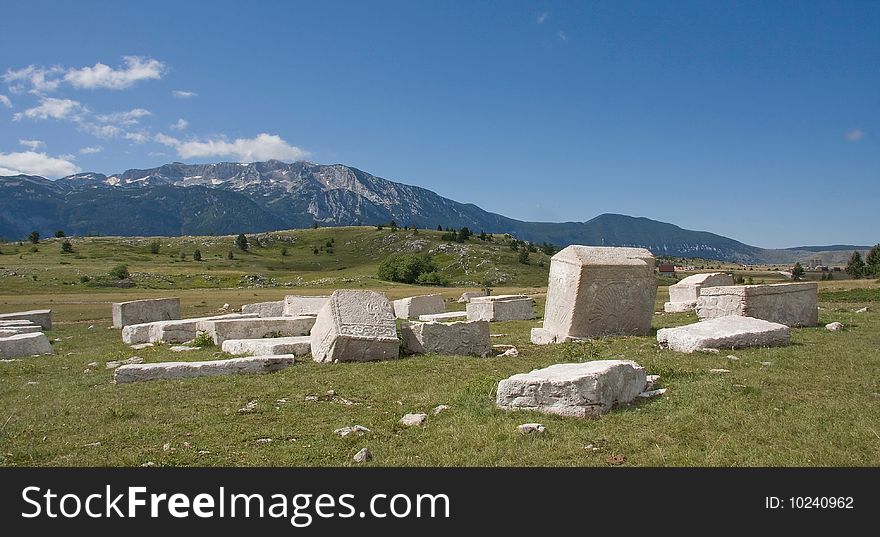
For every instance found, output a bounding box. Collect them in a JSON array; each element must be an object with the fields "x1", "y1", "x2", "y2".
[
  {"x1": 222, "y1": 336, "x2": 312, "y2": 356},
  {"x1": 531, "y1": 246, "x2": 656, "y2": 344},
  {"x1": 418, "y1": 311, "x2": 468, "y2": 322},
  {"x1": 282, "y1": 295, "x2": 330, "y2": 317},
  {"x1": 114, "y1": 355, "x2": 295, "y2": 384},
  {"x1": 0, "y1": 320, "x2": 39, "y2": 327},
  {"x1": 0, "y1": 332, "x2": 53, "y2": 359},
  {"x1": 393, "y1": 294, "x2": 445, "y2": 319},
  {"x1": 466, "y1": 295, "x2": 535, "y2": 322},
  {"x1": 400, "y1": 320, "x2": 491, "y2": 356},
  {"x1": 664, "y1": 272, "x2": 734, "y2": 312},
  {"x1": 0, "y1": 325, "x2": 43, "y2": 336},
  {"x1": 241, "y1": 300, "x2": 284, "y2": 318},
  {"x1": 496, "y1": 360, "x2": 647, "y2": 418},
  {"x1": 458, "y1": 291, "x2": 488, "y2": 303},
  {"x1": 203, "y1": 316, "x2": 317, "y2": 345},
  {"x1": 121, "y1": 313, "x2": 260, "y2": 344},
  {"x1": 0, "y1": 310, "x2": 52, "y2": 330},
  {"x1": 310, "y1": 290, "x2": 399, "y2": 363},
  {"x1": 695, "y1": 282, "x2": 818, "y2": 327},
  {"x1": 111, "y1": 298, "x2": 180, "y2": 328},
  {"x1": 657, "y1": 315, "x2": 790, "y2": 353}
]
